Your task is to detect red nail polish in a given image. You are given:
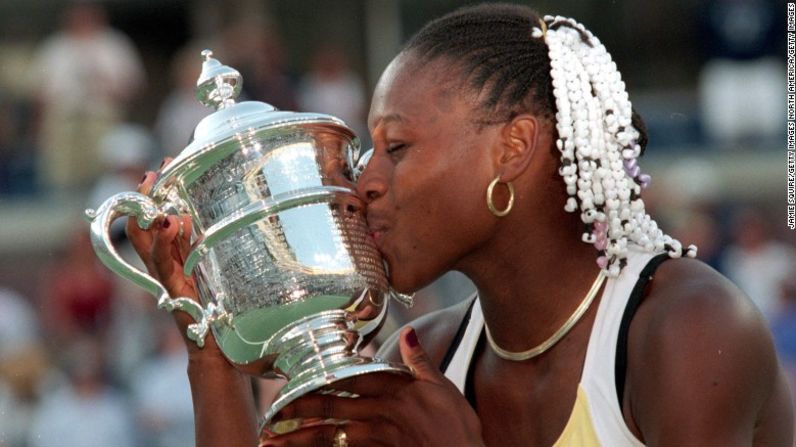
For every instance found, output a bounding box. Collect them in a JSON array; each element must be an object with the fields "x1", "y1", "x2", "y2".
[
  {"x1": 139, "y1": 173, "x2": 148, "y2": 184},
  {"x1": 159, "y1": 159, "x2": 167, "y2": 169},
  {"x1": 163, "y1": 218, "x2": 171, "y2": 229},
  {"x1": 406, "y1": 328, "x2": 419, "y2": 348}
]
